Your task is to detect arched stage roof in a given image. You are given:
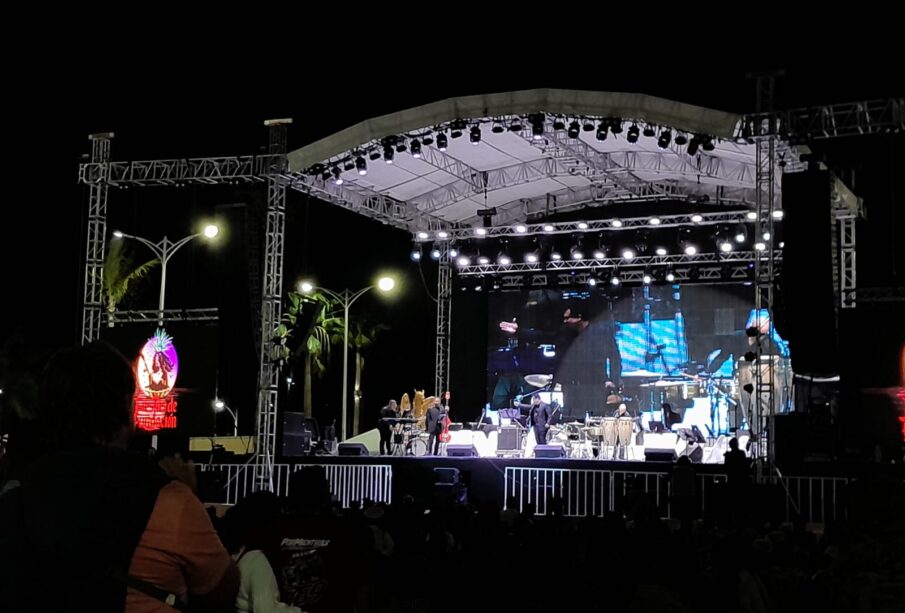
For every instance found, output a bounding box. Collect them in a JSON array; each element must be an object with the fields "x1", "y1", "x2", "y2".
[{"x1": 286, "y1": 89, "x2": 802, "y2": 235}]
